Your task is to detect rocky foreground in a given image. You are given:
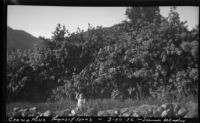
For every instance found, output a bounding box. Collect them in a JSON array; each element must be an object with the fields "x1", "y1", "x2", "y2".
[{"x1": 8, "y1": 101, "x2": 198, "y2": 118}]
